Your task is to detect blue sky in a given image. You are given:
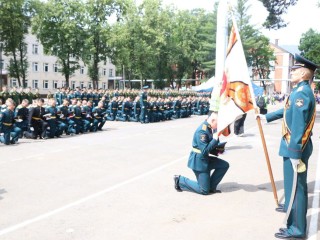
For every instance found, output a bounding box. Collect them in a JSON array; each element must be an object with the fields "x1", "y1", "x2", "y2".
[{"x1": 154, "y1": 0, "x2": 320, "y2": 46}]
